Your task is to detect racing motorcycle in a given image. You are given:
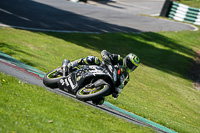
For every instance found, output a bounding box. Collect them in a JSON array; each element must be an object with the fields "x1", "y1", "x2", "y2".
[{"x1": 43, "y1": 60, "x2": 120, "y2": 105}]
